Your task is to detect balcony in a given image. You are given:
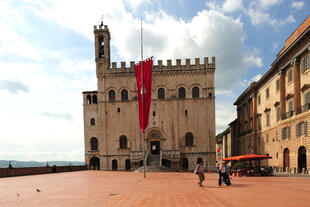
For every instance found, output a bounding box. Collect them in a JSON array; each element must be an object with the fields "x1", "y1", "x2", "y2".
[
  {"x1": 286, "y1": 111, "x2": 294, "y2": 119},
  {"x1": 301, "y1": 103, "x2": 310, "y2": 113}
]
